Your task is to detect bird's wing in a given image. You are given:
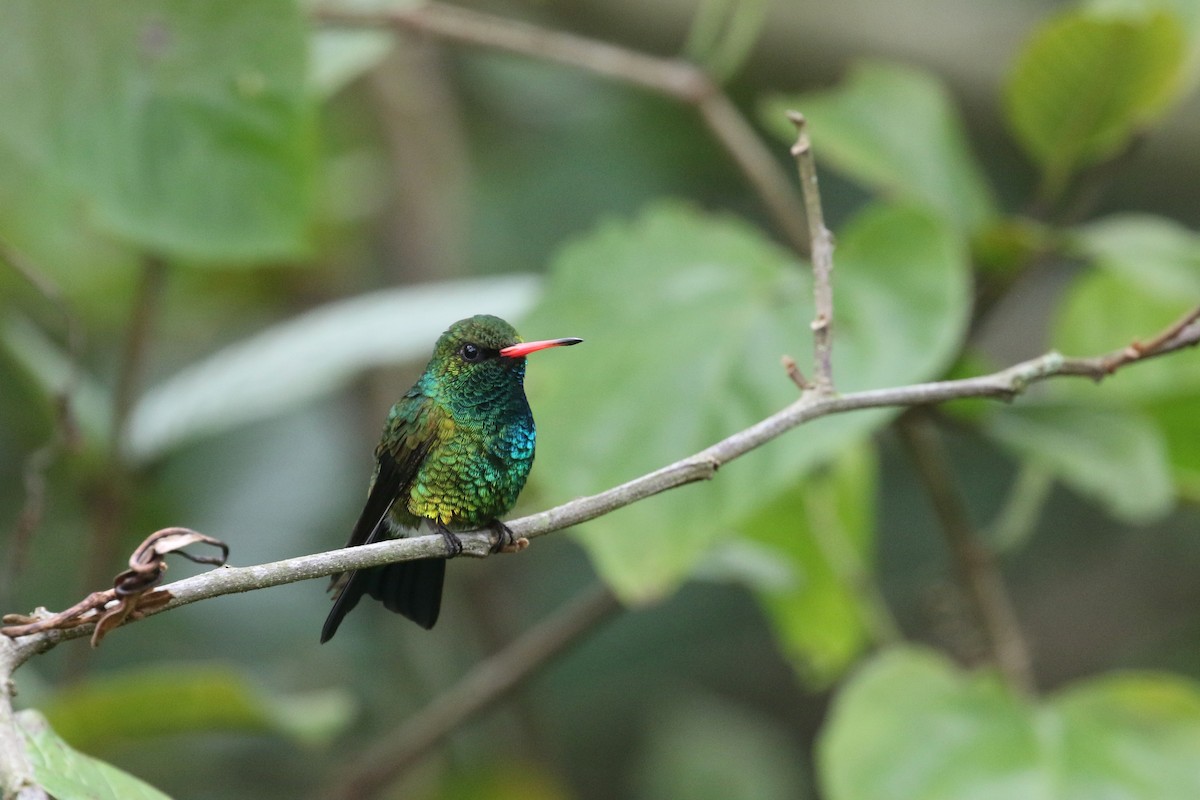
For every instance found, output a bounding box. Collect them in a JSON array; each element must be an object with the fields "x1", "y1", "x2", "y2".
[
  {"x1": 320, "y1": 393, "x2": 442, "y2": 643},
  {"x1": 342, "y1": 392, "x2": 438, "y2": 550}
]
